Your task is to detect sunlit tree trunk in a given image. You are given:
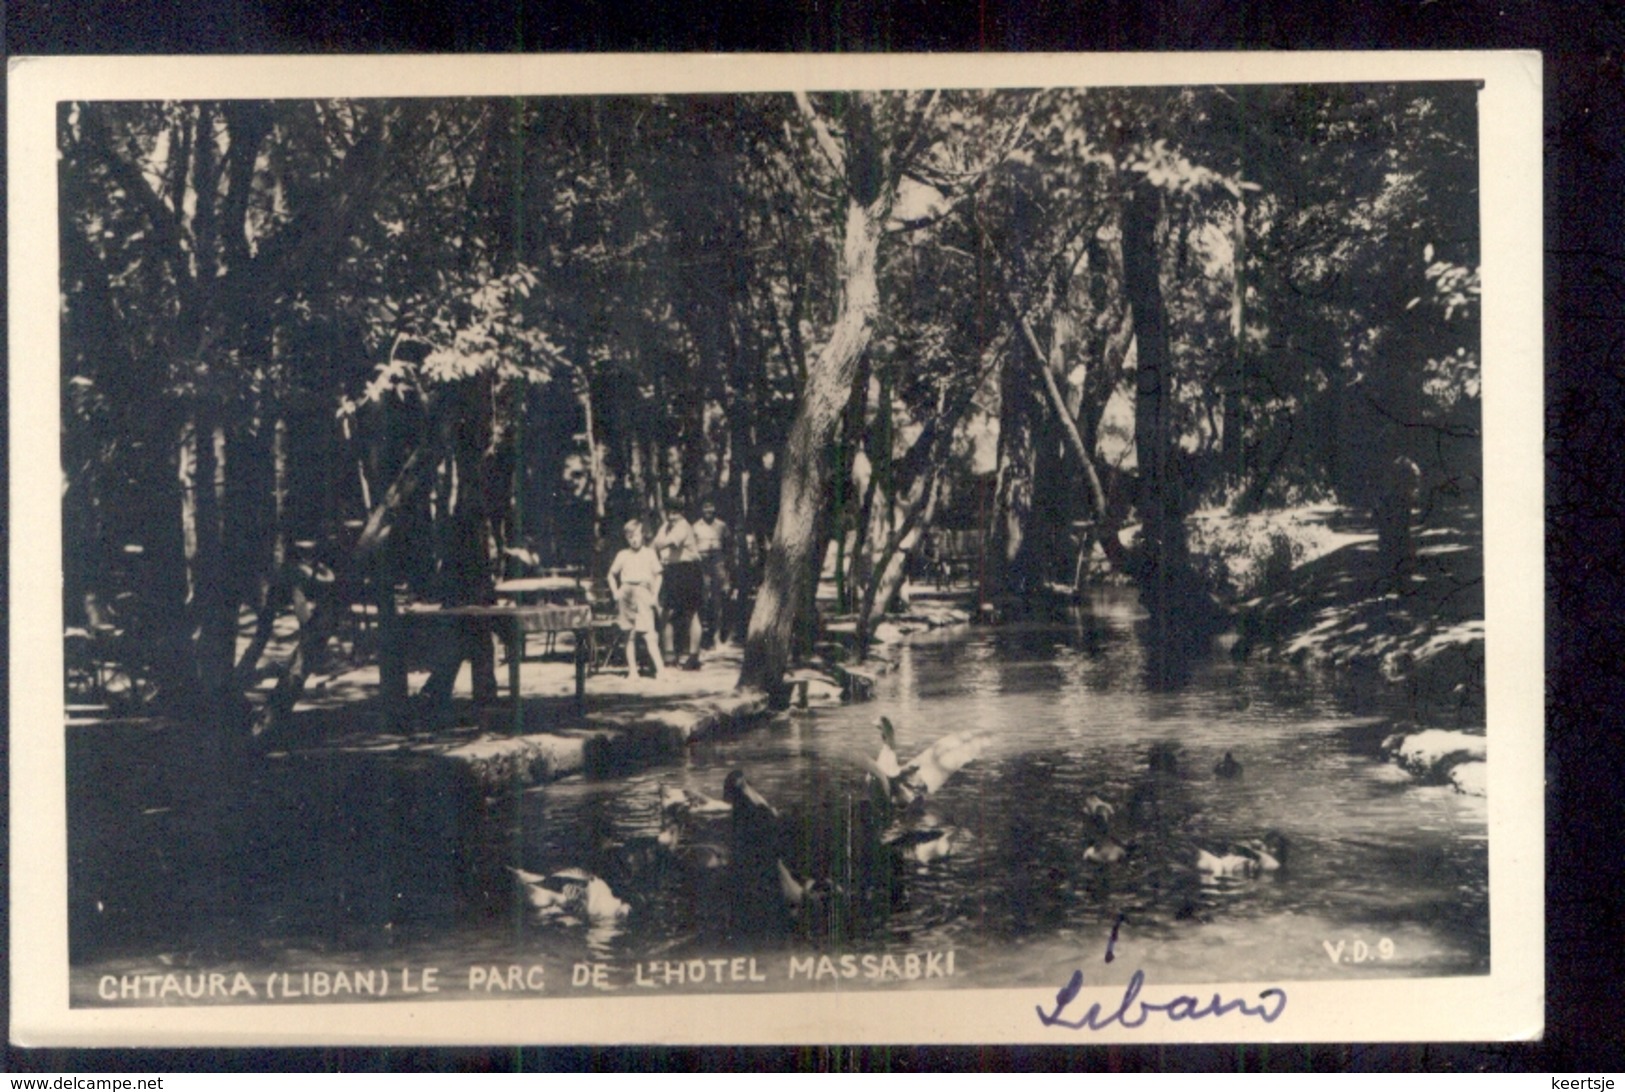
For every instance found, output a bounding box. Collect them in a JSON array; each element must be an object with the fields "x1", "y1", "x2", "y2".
[
  {"x1": 1223, "y1": 194, "x2": 1248, "y2": 488},
  {"x1": 856, "y1": 472, "x2": 938, "y2": 657},
  {"x1": 740, "y1": 199, "x2": 885, "y2": 693}
]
